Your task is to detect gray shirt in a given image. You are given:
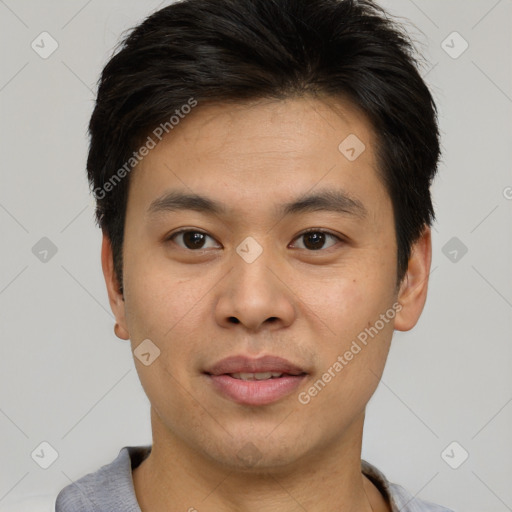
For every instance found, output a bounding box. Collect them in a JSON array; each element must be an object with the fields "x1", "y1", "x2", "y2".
[{"x1": 55, "y1": 445, "x2": 453, "y2": 512}]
